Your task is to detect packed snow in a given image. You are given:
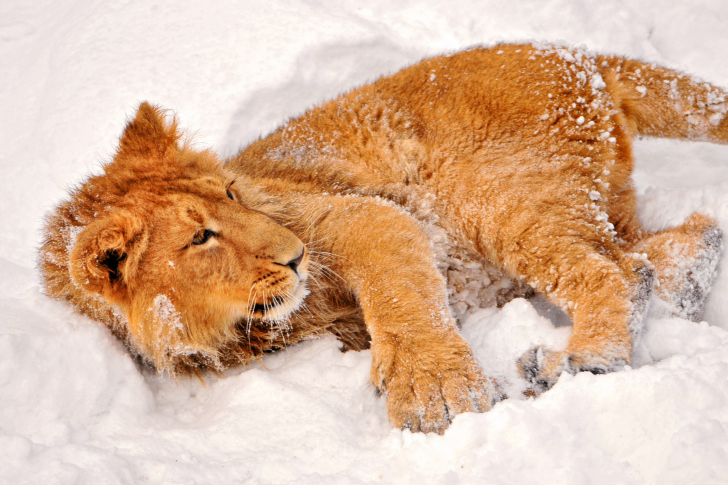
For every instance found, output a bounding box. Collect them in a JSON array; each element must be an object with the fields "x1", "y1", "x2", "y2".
[{"x1": 2, "y1": 1, "x2": 728, "y2": 484}]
